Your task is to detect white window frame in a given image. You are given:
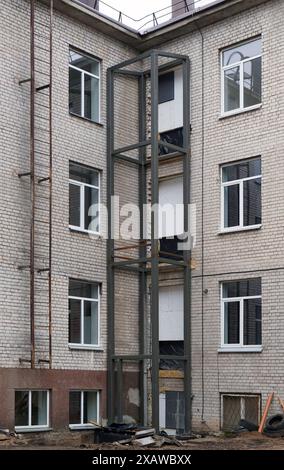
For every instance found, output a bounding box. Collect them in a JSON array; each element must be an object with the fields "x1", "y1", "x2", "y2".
[
  {"x1": 69, "y1": 390, "x2": 100, "y2": 430},
  {"x1": 69, "y1": 283, "x2": 101, "y2": 349},
  {"x1": 69, "y1": 49, "x2": 101, "y2": 123},
  {"x1": 220, "y1": 283, "x2": 262, "y2": 352},
  {"x1": 221, "y1": 39, "x2": 262, "y2": 117},
  {"x1": 15, "y1": 390, "x2": 50, "y2": 432},
  {"x1": 221, "y1": 393, "x2": 261, "y2": 429},
  {"x1": 69, "y1": 170, "x2": 100, "y2": 235},
  {"x1": 220, "y1": 160, "x2": 261, "y2": 233}
]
